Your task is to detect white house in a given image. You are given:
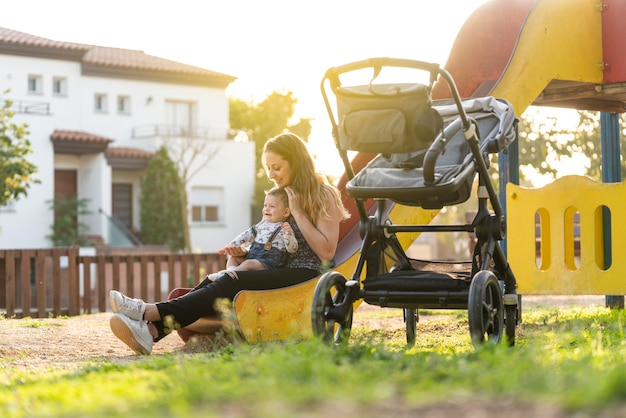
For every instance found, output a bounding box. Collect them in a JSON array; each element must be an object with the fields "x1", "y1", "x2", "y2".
[{"x1": 0, "y1": 27, "x2": 255, "y2": 252}]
